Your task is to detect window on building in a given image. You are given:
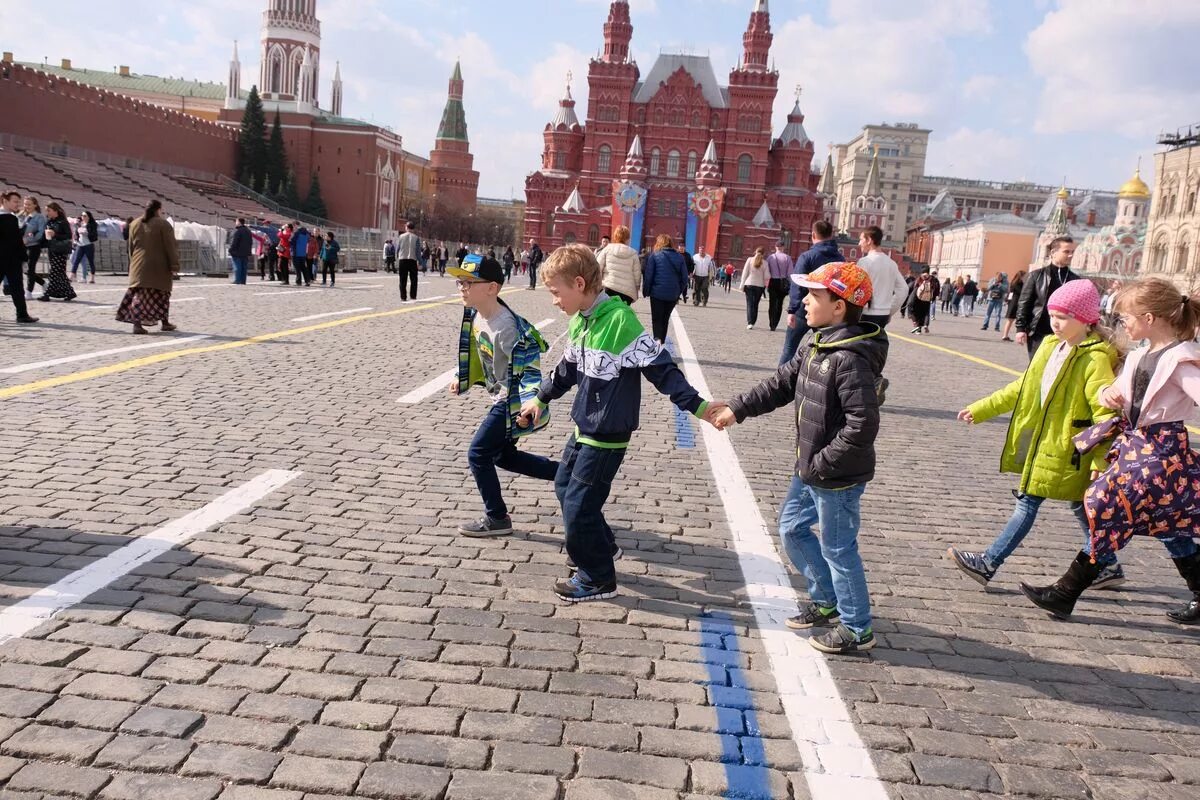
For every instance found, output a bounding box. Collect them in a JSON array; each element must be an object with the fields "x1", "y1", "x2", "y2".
[
  {"x1": 636, "y1": 108, "x2": 646, "y2": 124},
  {"x1": 666, "y1": 149, "x2": 680, "y2": 178},
  {"x1": 654, "y1": 108, "x2": 664, "y2": 125},
  {"x1": 1189, "y1": 192, "x2": 1197, "y2": 214},
  {"x1": 710, "y1": 112, "x2": 719, "y2": 128},
  {"x1": 1177, "y1": 238, "x2": 1192, "y2": 273},
  {"x1": 597, "y1": 144, "x2": 612, "y2": 173},
  {"x1": 687, "y1": 151, "x2": 698, "y2": 179},
  {"x1": 692, "y1": 111, "x2": 702, "y2": 128},
  {"x1": 1152, "y1": 237, "x2": 1167, "y2": 271},
  {"x1": 596, "y1": 184, "x2": 607, "y2": 198},
  {"x1": 738, "y1": 114, "x2": 760, "y2": 133},
  {"x1": 737, "y1": 154, "x2": 752, "y2": 182},
  {"x1": 731, "y1": 235, "x2": 744, "y2": 257},
  {"x1": 670, "y1": 108, "x2": 684, "y2": 126},
  {"x1": 649, "y1": 148, "x2": 661, "y2": 176},
  {"x1": 736, "y1": 195, "x2": 746, "y2": 207},
  {"x1": 554, "y1": 152, "x2": 566, "y2": 170},
  {"x1": 787, "y1": 168, "x2": 796, "y2": 186},
  {"x1": 587, "y1": 224, "x2": 600, "y2": 246}
]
